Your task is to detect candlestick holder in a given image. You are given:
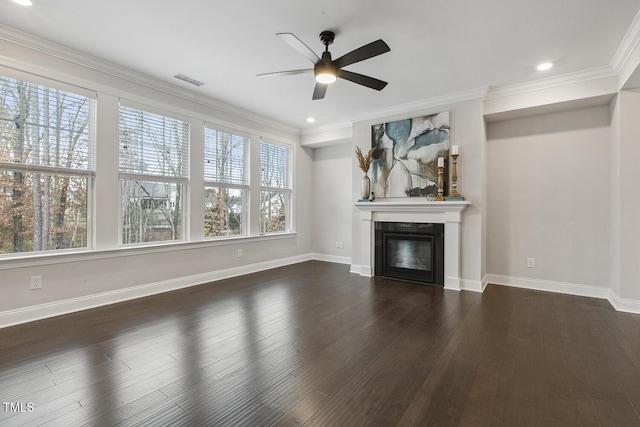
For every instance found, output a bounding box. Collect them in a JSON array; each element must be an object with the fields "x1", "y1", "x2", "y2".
[
  {"x1": 436, "y1": 165, "x2": 445, "y2": 201},
  {"x1": 449, "y1": 154, "x2": 462, "y2": 198}
]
